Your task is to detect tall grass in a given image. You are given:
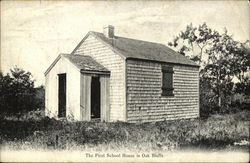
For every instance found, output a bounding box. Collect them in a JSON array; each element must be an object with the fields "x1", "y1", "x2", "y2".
[{"x1": 0, "y1": 110, "x2": 249, "y2": 152}]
